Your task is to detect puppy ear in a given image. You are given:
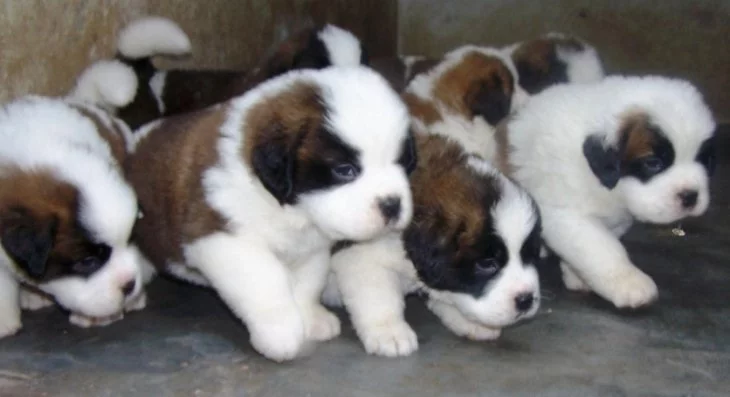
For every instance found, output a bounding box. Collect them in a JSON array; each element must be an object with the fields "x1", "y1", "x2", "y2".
[
  {"x1": 467, "y1": 78, "x2": 512, "y2": 126},
  {"x1": 0, "y1": 208, "x2": 57, "y2": 279},
  {"x1": 583, "y1": 134, "x2": 622, "y2": 189},
  {"x1": 251, "y1": 126, "x2": 296, "y2": 205}
]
